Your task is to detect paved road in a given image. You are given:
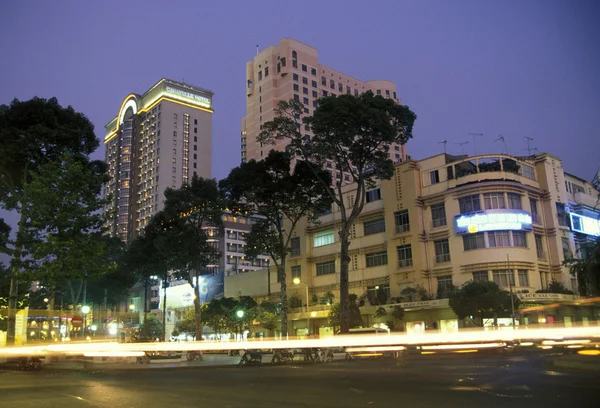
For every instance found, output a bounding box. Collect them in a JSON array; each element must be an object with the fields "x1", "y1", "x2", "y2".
[{"x1": 1, "y1": 354, "x2": 598, "y2": 408}]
